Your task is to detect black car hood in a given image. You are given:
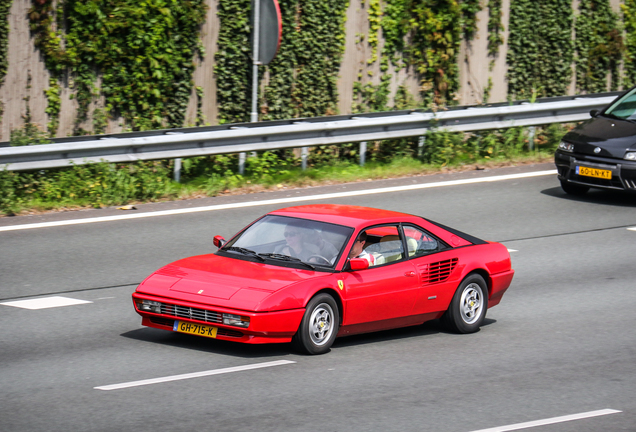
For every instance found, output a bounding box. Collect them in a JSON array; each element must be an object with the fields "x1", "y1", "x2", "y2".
[{"x1": 564, "y1": 116, "x2": 636, "y2": 158}]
